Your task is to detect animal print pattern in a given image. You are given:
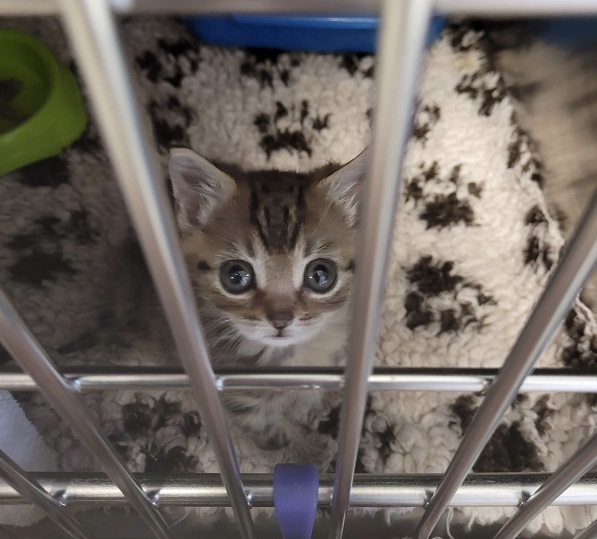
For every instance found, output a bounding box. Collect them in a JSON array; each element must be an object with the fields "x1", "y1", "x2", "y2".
[
  {"x1": 0, "y1": 17, "x2": 596, "y2": 536},
  {"x1": 483, "y1": 20, "x2": 597, "y2": 307}
]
